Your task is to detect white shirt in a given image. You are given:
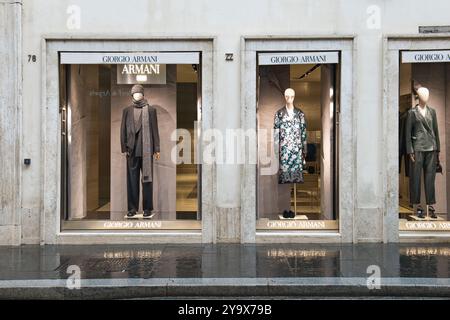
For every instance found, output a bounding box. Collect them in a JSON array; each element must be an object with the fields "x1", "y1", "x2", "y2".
[{"x1": 418, "y1": 105, "x2": 427, "y2": 118}]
